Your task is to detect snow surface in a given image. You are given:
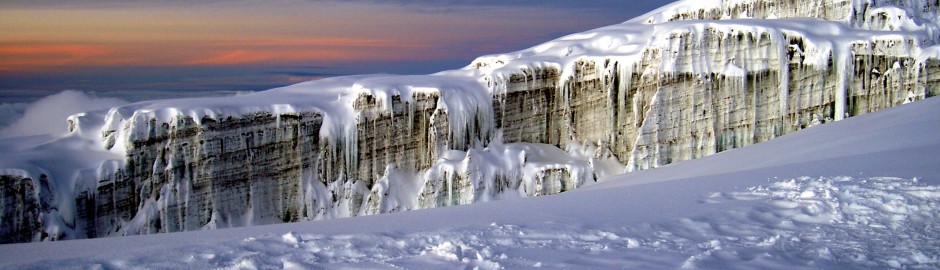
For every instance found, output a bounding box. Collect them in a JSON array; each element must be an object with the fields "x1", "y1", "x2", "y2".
[{"x1": 2, "y1": 83, "x2": 939, "y2": 269}]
